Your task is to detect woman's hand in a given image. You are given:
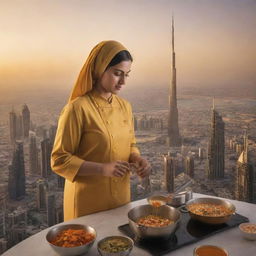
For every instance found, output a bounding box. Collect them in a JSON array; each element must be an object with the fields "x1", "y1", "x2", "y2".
[
  {"x1": 102, "y1": 161, "x2": 130, "y2": 177},
  {"x1": 129, "y1": 153, "x2": 151, "y2": 178}
]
